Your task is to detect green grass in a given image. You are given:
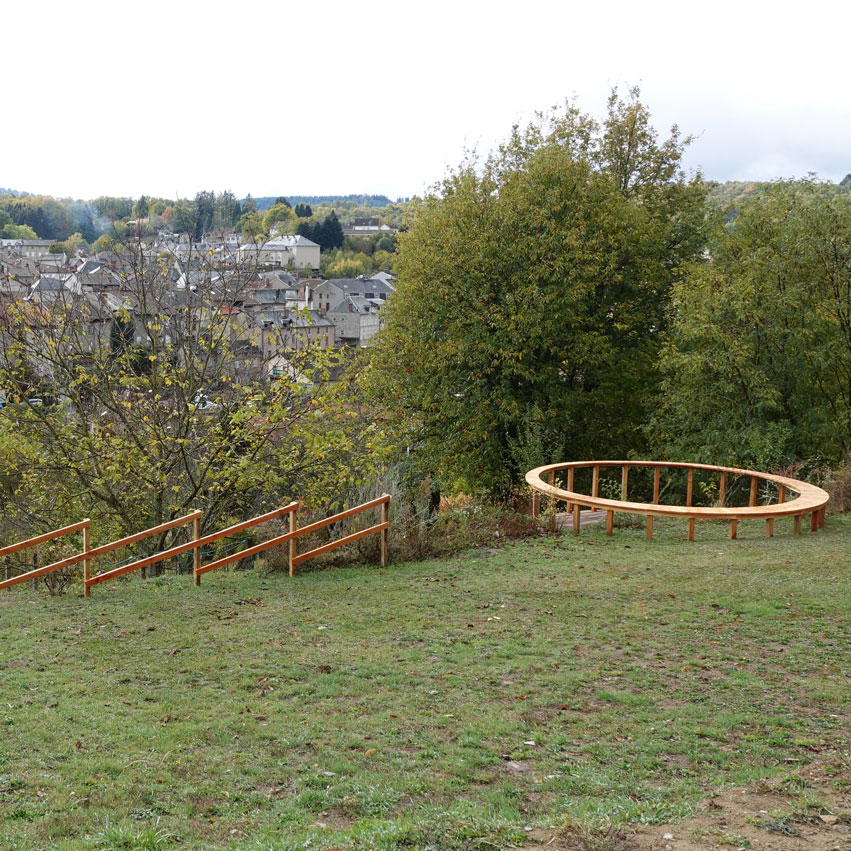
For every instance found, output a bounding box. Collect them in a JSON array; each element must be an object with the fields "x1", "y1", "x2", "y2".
[{"x1": 1, "y1": 515, "x2": 849, "y2": 849}]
